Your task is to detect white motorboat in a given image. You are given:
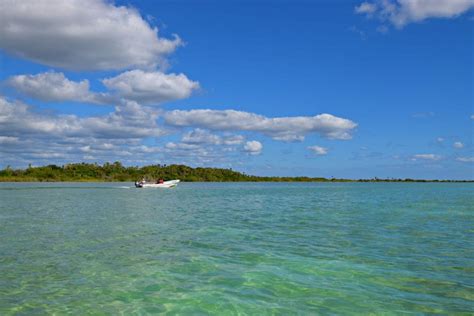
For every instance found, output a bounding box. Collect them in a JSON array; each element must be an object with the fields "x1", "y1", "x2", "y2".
[{"x1": 135, "y1": 179, "x2": 180, "y2": 188}]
